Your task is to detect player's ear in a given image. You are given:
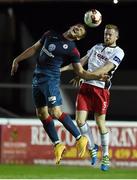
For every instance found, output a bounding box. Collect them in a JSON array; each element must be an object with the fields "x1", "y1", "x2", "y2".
[
  {"x1": 116, "y1": 31, "x2": 119, "y2": 40},
  {"x1": 116, "y1": 35, "x2": 119, "y2": 41}
]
